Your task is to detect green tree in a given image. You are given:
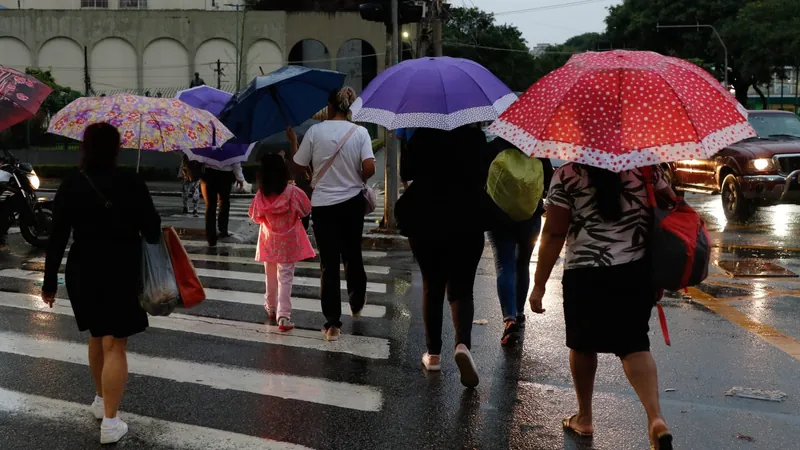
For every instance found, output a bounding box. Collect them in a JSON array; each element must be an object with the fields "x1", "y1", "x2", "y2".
[
  {"x1": 605, "y1": 0, "x2": 753, "y2": 105},
  {"x1": 25, "y1": 68, "x2": 82, "y2": 120},
  {"x1": 441, "y1": 7, "x2": 537, "y2": 92}
]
